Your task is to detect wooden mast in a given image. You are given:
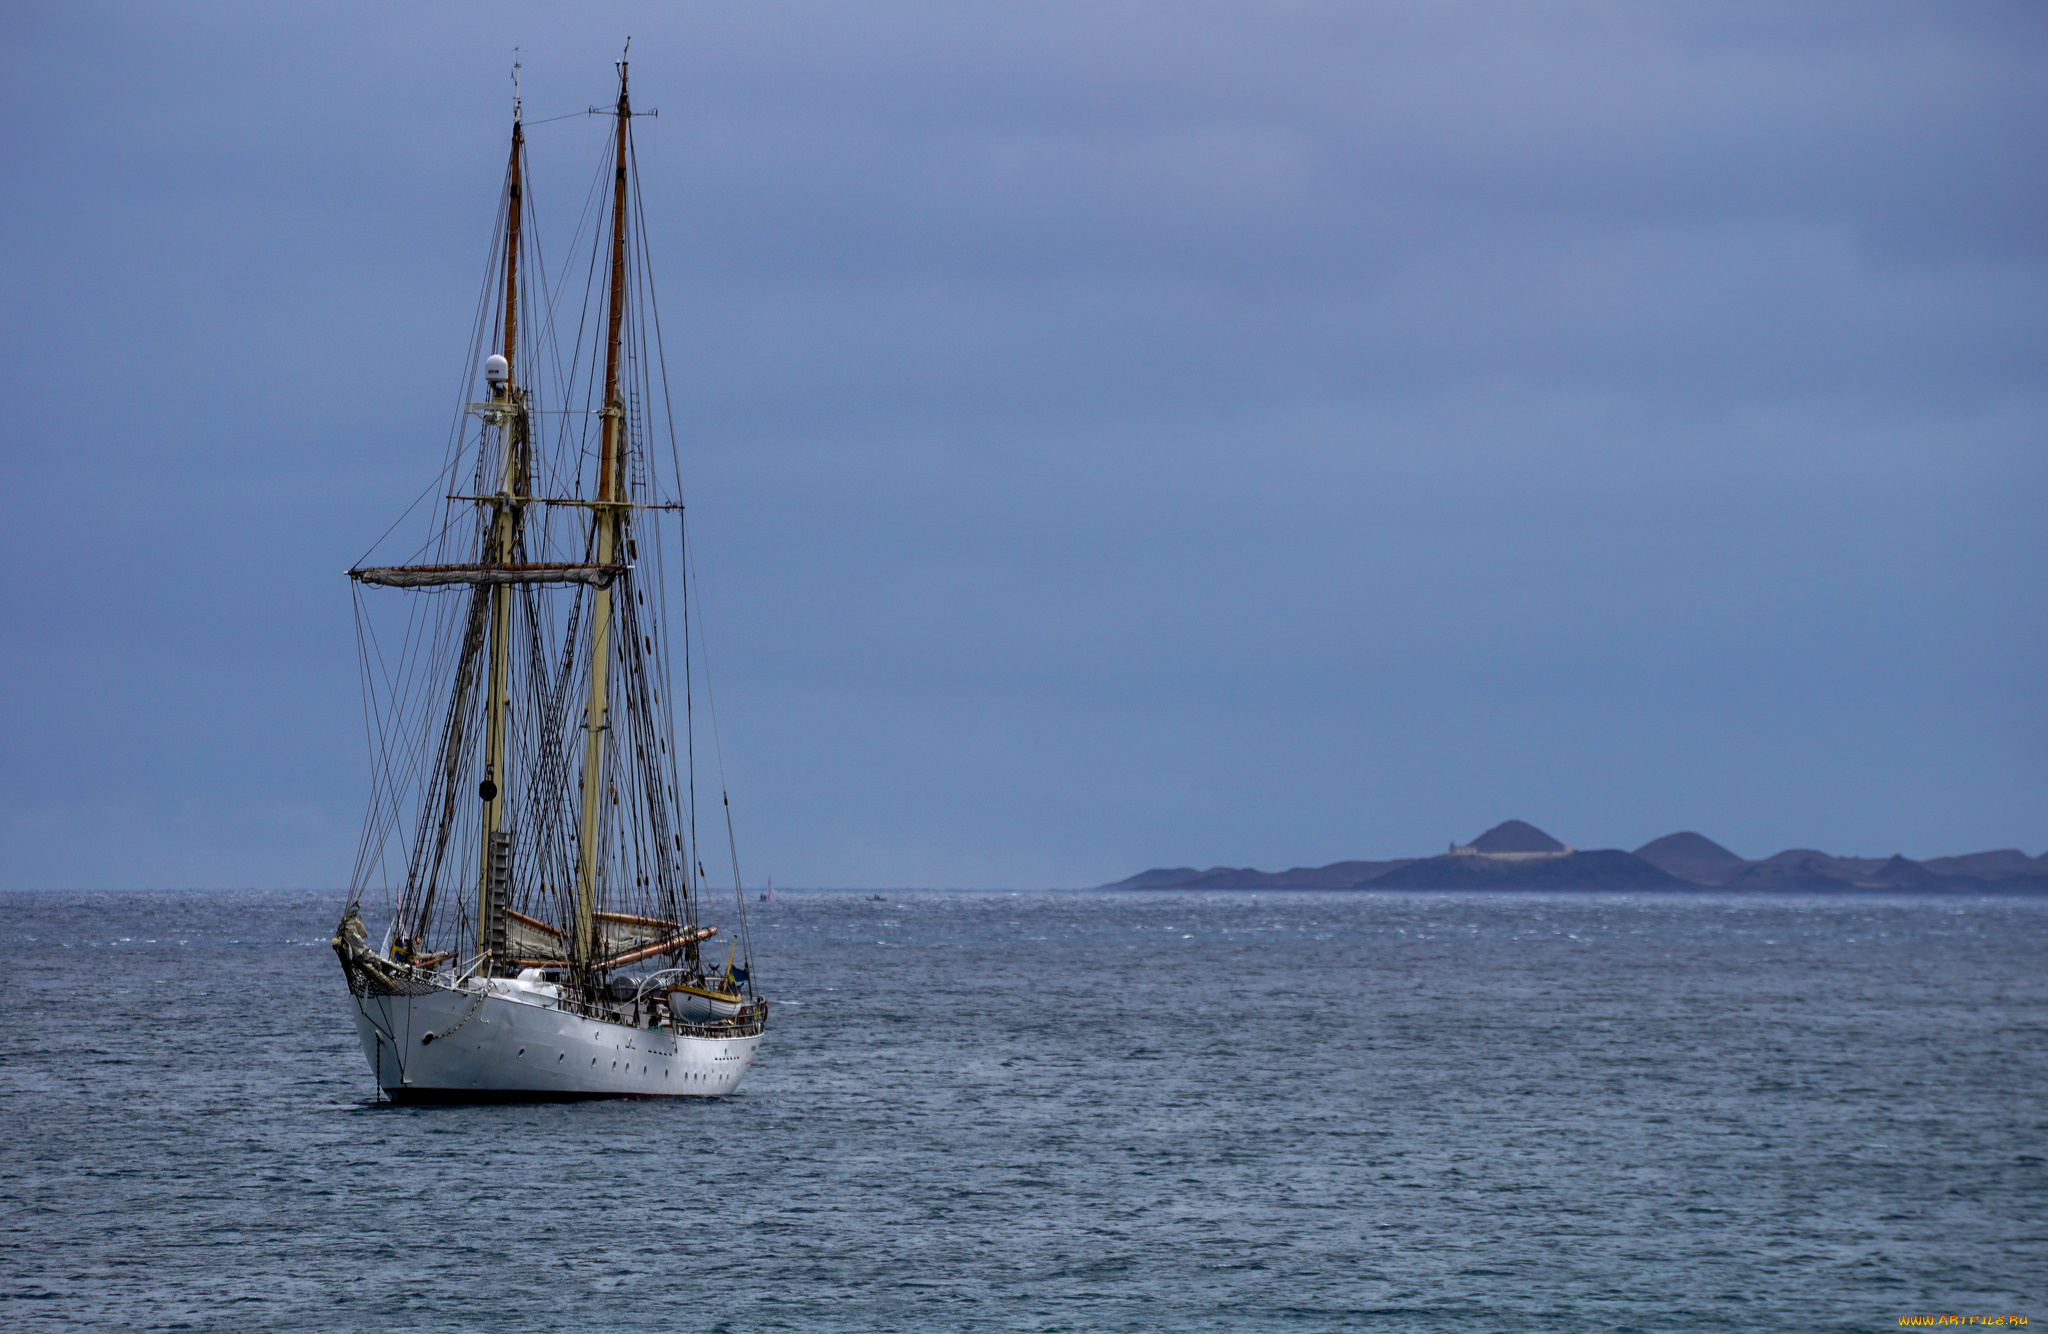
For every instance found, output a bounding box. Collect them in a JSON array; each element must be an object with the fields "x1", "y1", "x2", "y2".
[
  {"x1": 499, "y1": 120, "x2": 523, "y2": 378},
  {"x1": 572, "y1": 57, "x2": 634, "y2": 984},
  {"x1": 476, "y1": 113, "x2": 526, "y2": 965}
]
